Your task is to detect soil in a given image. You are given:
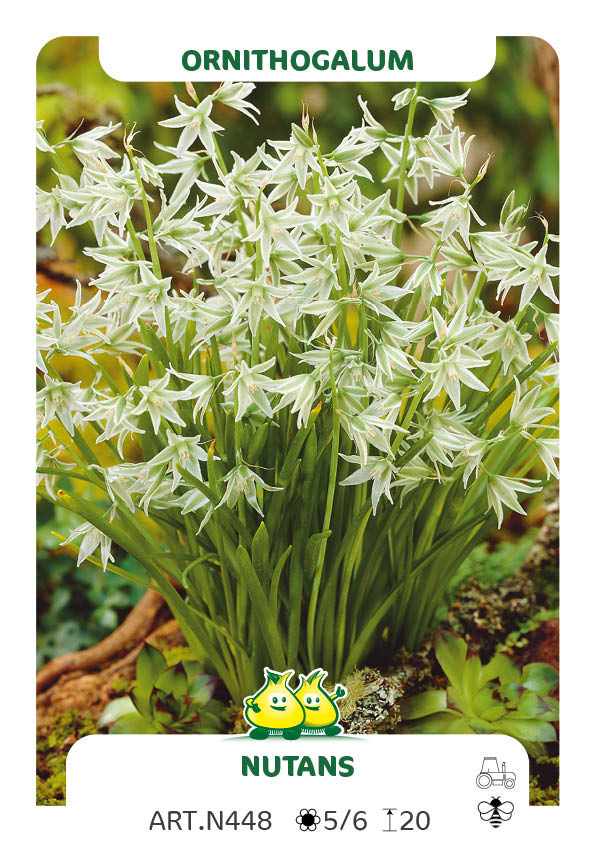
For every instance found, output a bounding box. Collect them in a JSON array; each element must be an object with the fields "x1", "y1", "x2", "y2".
[{"x1": 37, "y1": 616, "x2": 184, "y2": 733}]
